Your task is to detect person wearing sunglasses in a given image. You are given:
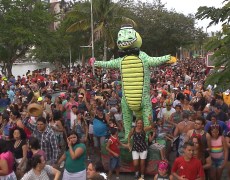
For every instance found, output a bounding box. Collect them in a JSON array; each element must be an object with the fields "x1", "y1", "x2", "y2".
[
  {"x1": 204, "y1": 114, "x2": 228, "y2": 134},
  {"x1": 225, "y1": 128, "x2": 230, "y2": 180}
]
